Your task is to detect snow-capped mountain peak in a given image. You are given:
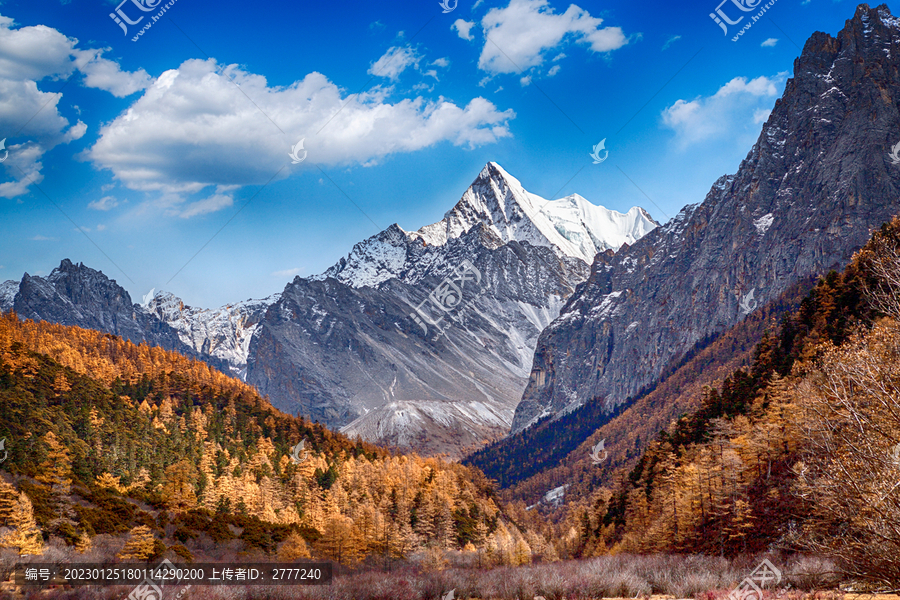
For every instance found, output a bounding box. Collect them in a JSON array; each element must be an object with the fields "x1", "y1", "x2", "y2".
[
  {"x1": 322, "y1": 162, "x2": 657, "y2": 288},
  {"x1": 414, "y1": 162, "x2": 657, "y2": 264},
  {"x1": 316, "y1": 224, "x2": 411, "y2": 288},
  {"x1": 415, "y1": 162, "x2": 584, "y2": 259},
  {"x1": 542, "y1": 195, "x2": 658, "y2": 258}
]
